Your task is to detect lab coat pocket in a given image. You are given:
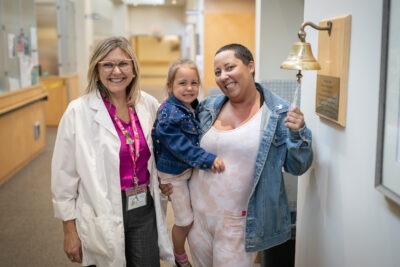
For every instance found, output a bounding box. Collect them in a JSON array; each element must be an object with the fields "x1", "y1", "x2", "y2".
[{"x1": 78, "y1": 204, "x2": 123, "y2": 260}]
